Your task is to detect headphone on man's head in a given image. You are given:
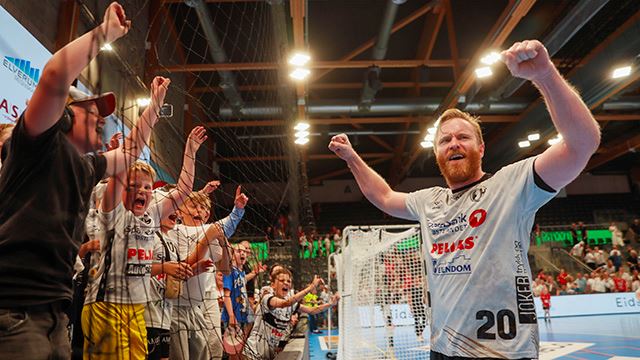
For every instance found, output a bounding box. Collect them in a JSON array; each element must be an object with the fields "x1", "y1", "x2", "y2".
[{"x1": 58, "y1": 106, "x2": 75, "y2": 133}]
